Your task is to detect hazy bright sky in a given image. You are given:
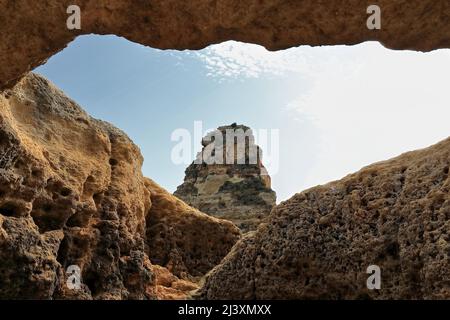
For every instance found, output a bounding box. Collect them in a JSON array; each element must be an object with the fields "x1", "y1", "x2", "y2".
[{"x1": 35, "y1": 35, "x2": 450, "y2": 202}]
